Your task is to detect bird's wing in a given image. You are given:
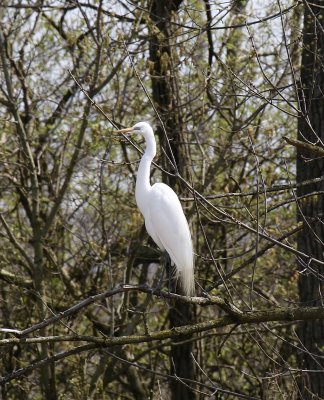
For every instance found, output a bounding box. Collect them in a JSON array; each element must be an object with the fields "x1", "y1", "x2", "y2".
[{"x1": 145, "y1": 182, "x2": 193, "y2": 272}]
